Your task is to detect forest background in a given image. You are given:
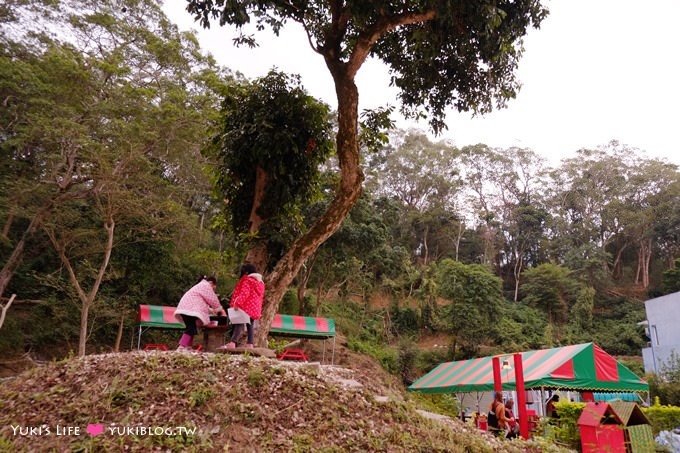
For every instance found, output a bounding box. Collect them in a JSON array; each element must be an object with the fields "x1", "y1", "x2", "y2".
[{"x1": 1, "y1": 0, "x2": 679, "y2": 404}]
